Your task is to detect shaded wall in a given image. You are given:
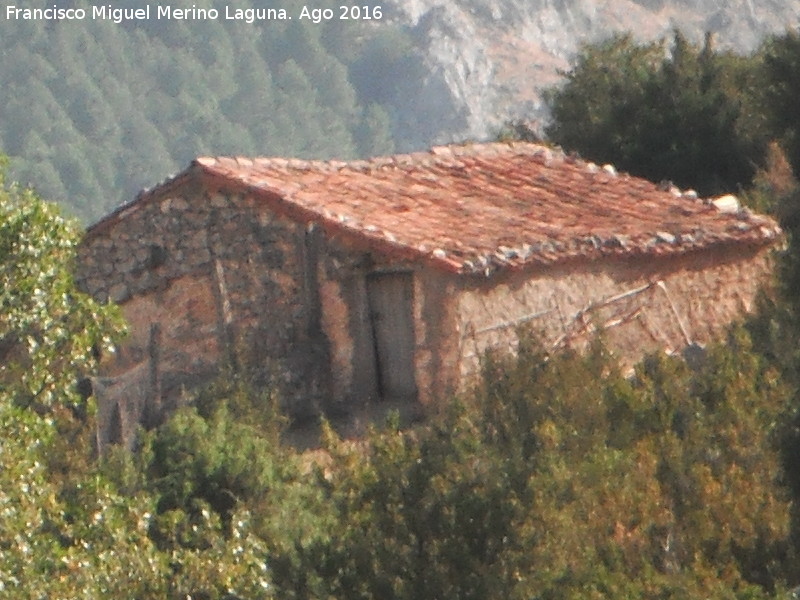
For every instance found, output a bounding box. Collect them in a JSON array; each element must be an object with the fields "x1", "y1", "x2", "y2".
[
  {"x1": 77, "y1": 184, "x2": 454, "y2": 442},
  {"x1": 77, "y1": 186, "x2": 326, "y2": 433}
]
